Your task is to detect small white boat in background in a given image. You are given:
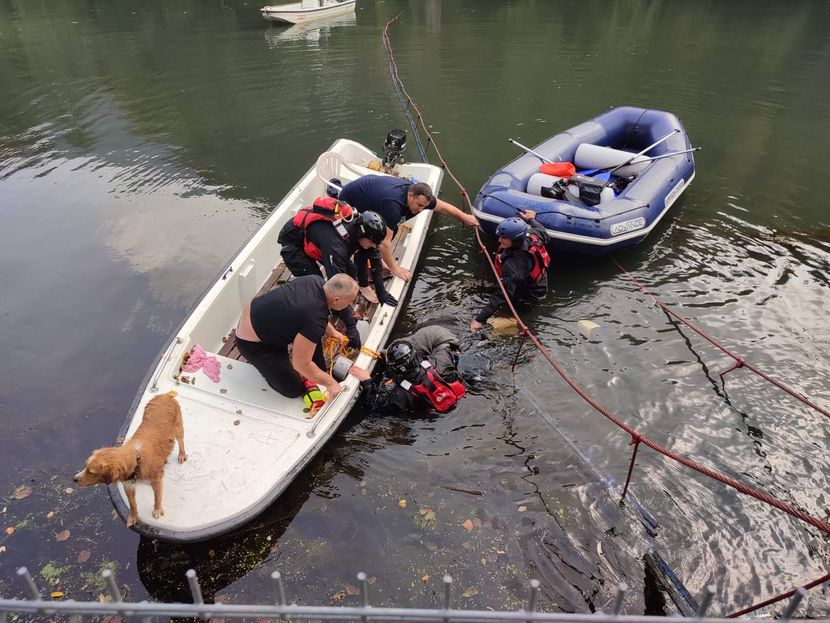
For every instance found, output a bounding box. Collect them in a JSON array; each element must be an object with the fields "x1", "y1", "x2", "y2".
[
  {"x1": 261, "y1": 0, "x2": 356, "y2": 25},
  {"x1": 109, "y1": 136, "x2": 443, "y2": 543}
]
